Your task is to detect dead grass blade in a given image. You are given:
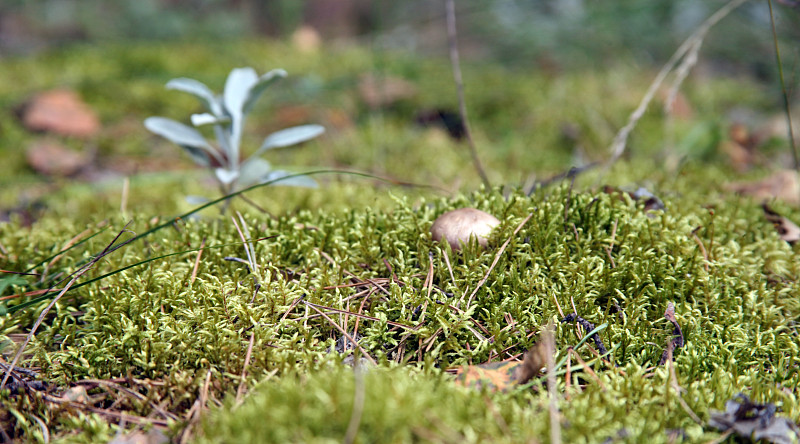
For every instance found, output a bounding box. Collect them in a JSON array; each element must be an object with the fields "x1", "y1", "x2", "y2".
[
  {"x1": 1, "y1": 223, "x2": 135, "y2": 389},
  {"x1": 464, "y1": 213, "x2": 533, "y2": 310}
]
